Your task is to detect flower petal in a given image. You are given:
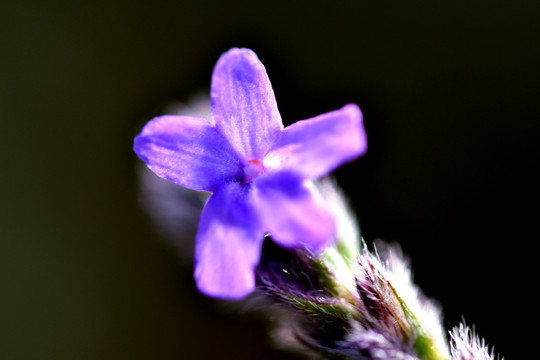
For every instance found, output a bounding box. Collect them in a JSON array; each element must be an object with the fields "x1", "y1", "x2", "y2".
[
  {"x1": 194, "y1": 182, "x2": 265, "y2": 299},
  {"x1": 252, "y1": 172, "x2": 335, "y2": 252},
  {"x1": 265, "y1": 104, "x2": 367, "y2": 180},
  {"x1": 211, "y1": 48, "x2": 283, "y2": 160},
  {"x1": 134, "y1": 115, "x2": 242, "y2": 192}
]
